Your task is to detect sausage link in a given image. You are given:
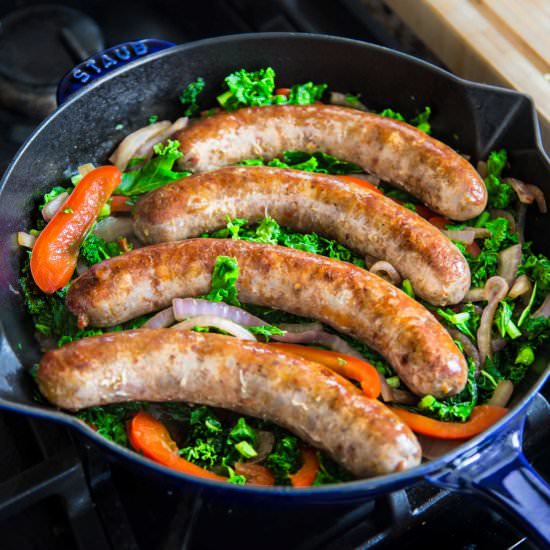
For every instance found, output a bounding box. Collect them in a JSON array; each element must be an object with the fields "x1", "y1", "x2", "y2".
[
  {"x1": 38, "y1": 329, "x2": 421, "y2": 477},
  {"x1": 66, "y1": 239, "x2": 467, "y2": 397},
  {"x1": 133, "y1": 165, "x2": 470, "y2": 305},
  {"x1": 175, "y1": 104, "x2": 487, "y2": 220}
]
